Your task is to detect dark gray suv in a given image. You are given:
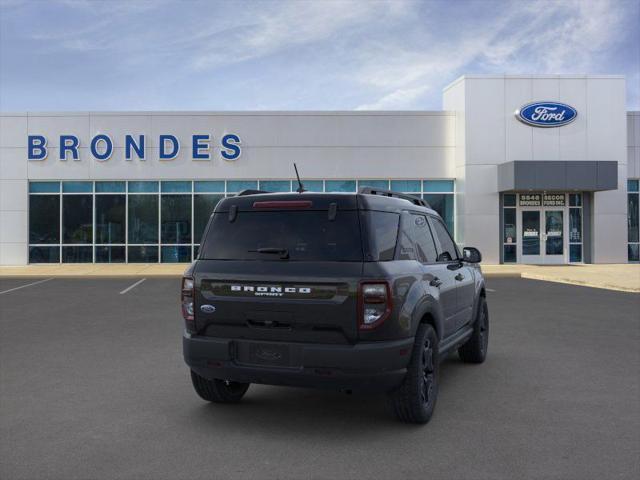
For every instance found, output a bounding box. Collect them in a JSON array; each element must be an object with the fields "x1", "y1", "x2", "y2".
[{"x1": 182, "y1": 188, "x2": 488, "y2": 423}]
